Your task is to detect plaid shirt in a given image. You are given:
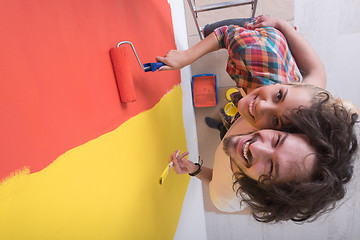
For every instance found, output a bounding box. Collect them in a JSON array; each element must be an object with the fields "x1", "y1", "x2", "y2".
[{"x1": 214, "y1": 19, "x2": 302, "y2": 89}]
